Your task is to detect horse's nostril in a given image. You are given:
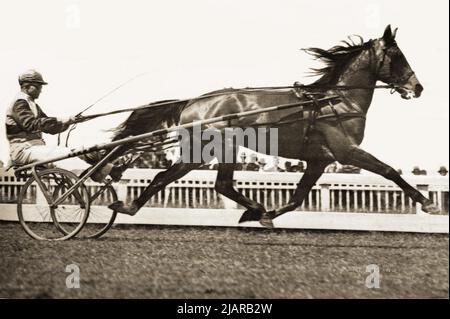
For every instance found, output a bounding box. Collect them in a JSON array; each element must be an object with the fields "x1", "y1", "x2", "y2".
[{"x1": 415, "y1": 84, "x2": 424, "y2": 94}]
